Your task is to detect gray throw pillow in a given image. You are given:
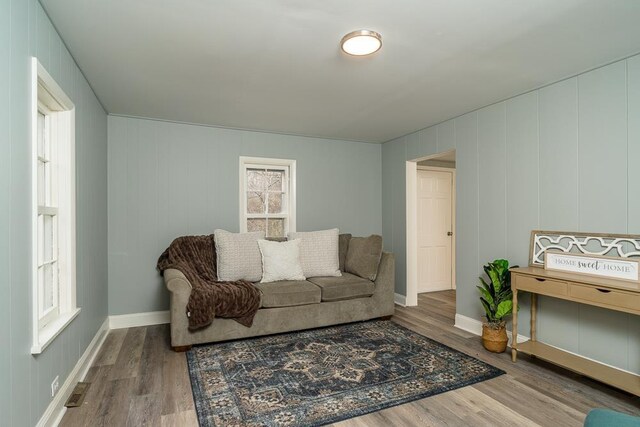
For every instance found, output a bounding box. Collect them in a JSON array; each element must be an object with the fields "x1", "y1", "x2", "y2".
[
  {"x1": 345, "y1": 235, "x2": 383, "y2": 281},
  {"x1": 338, "y1": 233, "x2": 352, "y2": 272},
  {"x1": 288, "y1": 228, "x2": 341, "y2": 278}
]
